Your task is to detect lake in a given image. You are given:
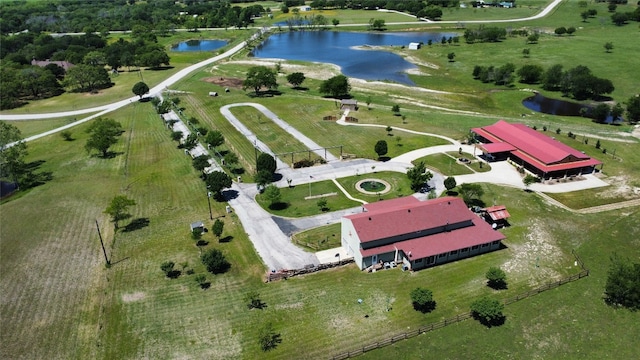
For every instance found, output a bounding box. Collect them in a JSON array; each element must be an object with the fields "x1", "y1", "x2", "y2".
[
  {"x1": 251, "y1": 31, "x2": 456, "y2": 85},
  {"x1": 171, "y1": 39, "x2": 227, "y2": 52}
]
